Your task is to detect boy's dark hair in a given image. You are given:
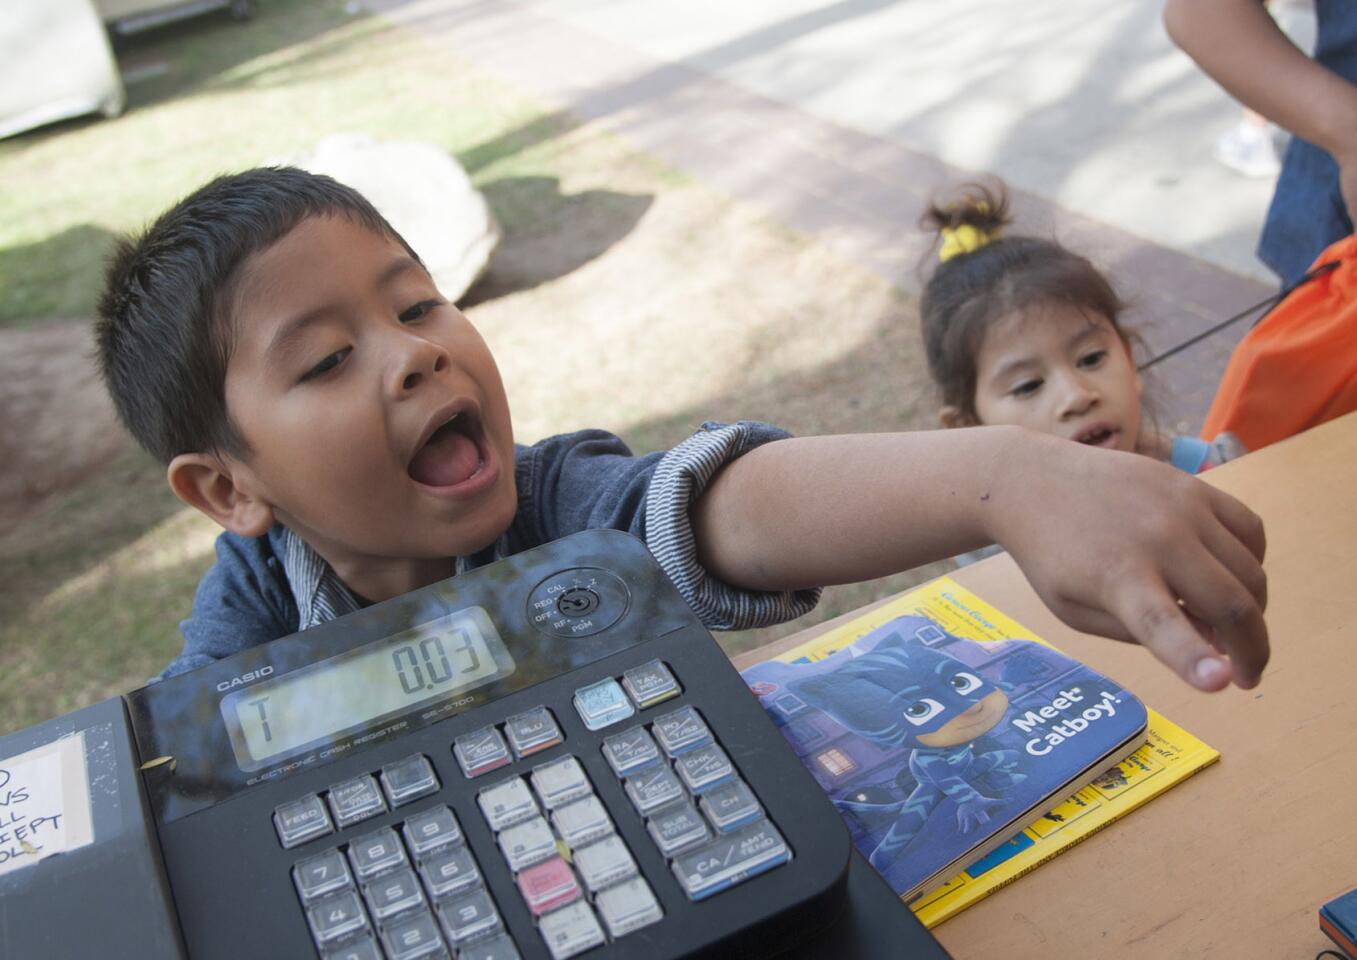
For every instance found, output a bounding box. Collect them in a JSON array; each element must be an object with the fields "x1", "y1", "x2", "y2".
[
  {"x1": 919, "y1": 181, "x2": 1128, "y2": 421},
  {"x1": 96, "y1": 166, "x2": 417, "y2": 465}
]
